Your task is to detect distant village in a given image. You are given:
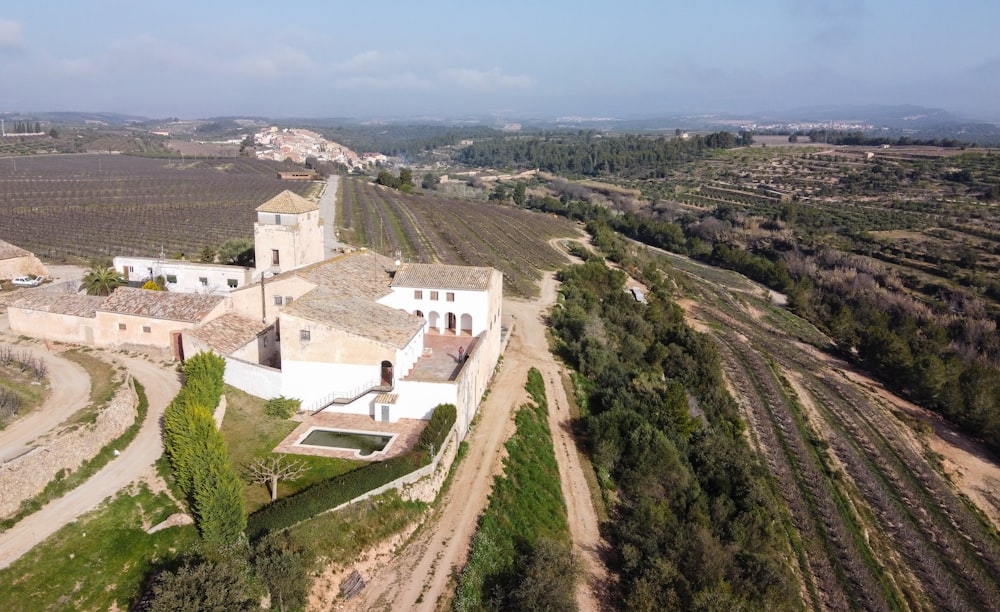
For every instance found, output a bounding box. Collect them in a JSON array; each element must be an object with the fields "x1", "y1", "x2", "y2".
[{"x1": 251, "y1": 126, "x2": 390, "y2": 170}]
